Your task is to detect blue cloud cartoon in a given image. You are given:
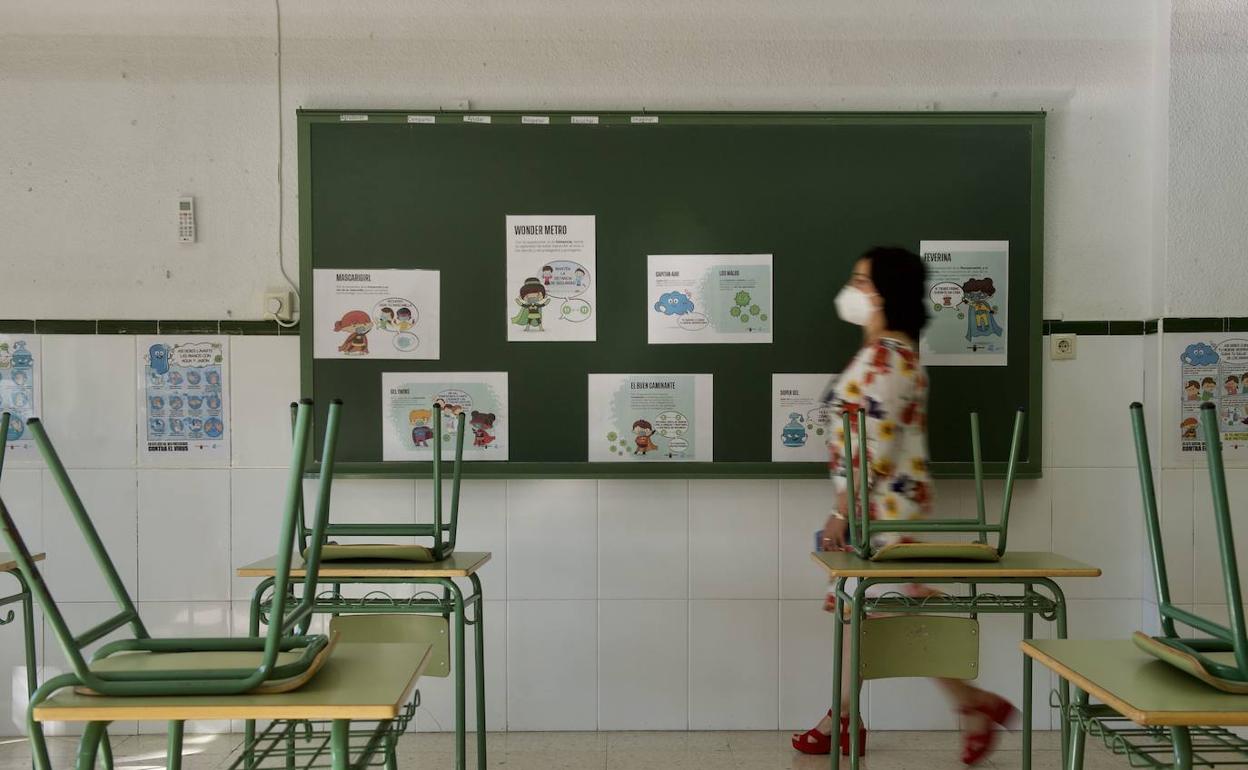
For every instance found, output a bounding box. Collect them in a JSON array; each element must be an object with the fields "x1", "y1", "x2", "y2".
[
  {"x1": 1181, "y1": 342, "x2": 1219, "y2": 367},
  {"x1": 654, "y1": 291, "x2": 695, "y2": 316},
  {"x1": 148, "y1": 344, "x2": 171, "y2": 375}
]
